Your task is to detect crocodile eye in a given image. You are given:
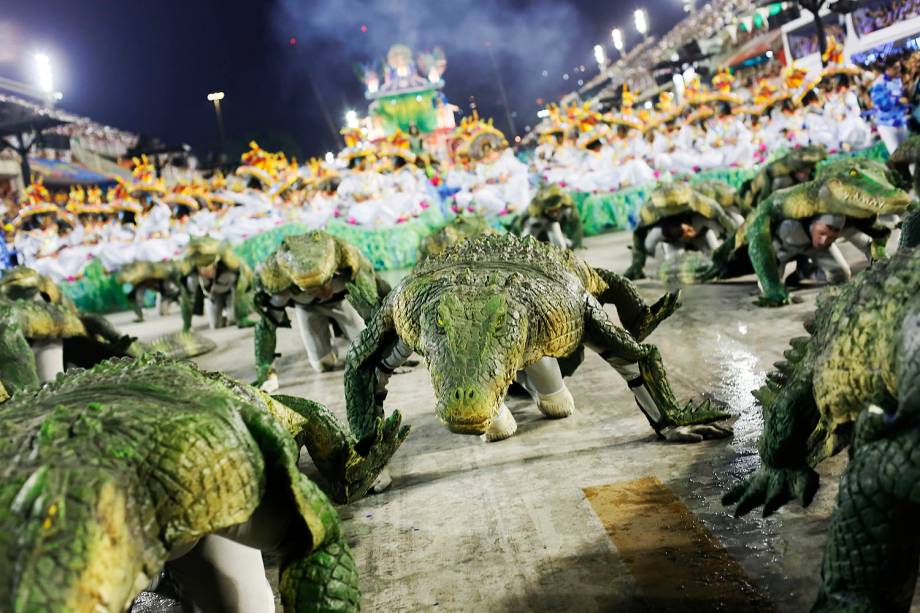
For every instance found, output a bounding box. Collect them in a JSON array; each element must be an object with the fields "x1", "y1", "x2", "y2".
[
  {"x1": 436, "y1": 317, "x2": 445, "y2": 333},
  {"x1": 849, "y1": 169, "x2": 858, "y2": 177}
]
